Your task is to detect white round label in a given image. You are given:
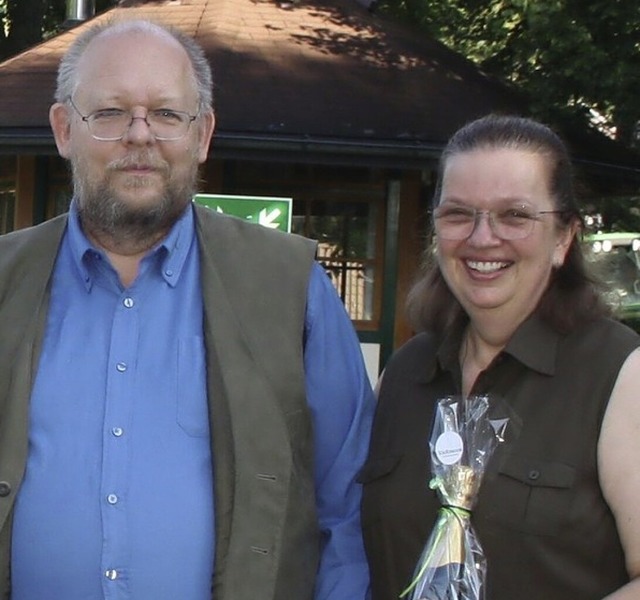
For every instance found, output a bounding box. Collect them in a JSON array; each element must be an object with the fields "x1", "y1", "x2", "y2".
[{"x1": 434, "y1": 431, "x2": 464, "y2": 465}]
